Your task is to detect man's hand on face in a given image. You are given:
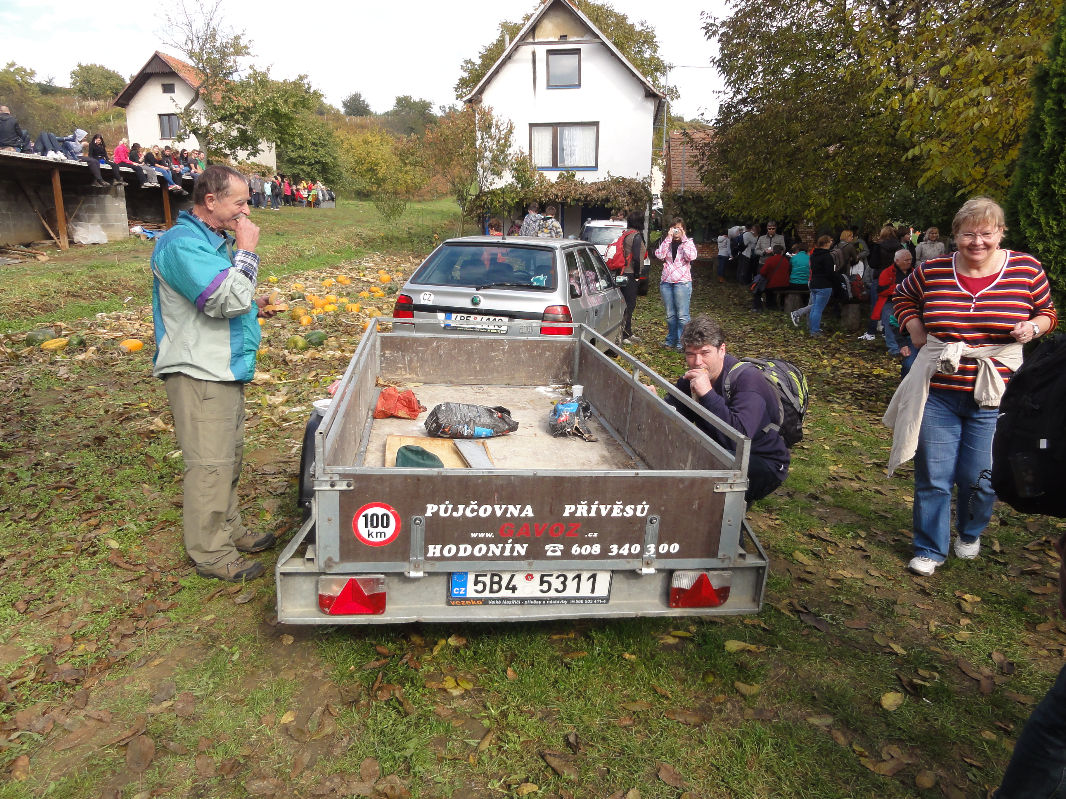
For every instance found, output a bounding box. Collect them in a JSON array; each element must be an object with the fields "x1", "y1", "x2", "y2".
[
  {"x1": 684, "y1": 367, "x2": 714, "y2": 399},
  {"x1": 233, "y1": 215, "x2": 259, "y2": 252}
]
